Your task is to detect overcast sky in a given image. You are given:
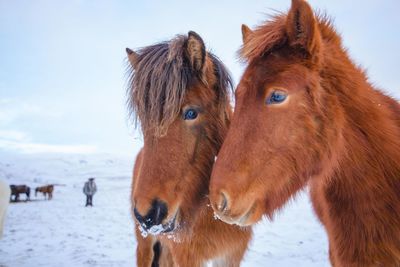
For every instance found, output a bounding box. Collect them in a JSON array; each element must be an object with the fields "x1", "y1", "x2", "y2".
[{"x1": 0, "y1": 0, "x2": 399, "y2": 156}]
